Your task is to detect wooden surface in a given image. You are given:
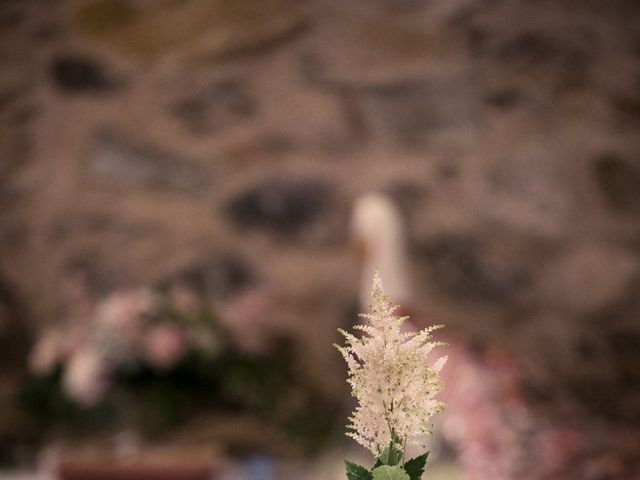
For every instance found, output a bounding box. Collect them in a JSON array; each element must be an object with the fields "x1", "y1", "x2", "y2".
[{"x1": 52, "y1": 445, "x2": 220, "y2": 480}]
